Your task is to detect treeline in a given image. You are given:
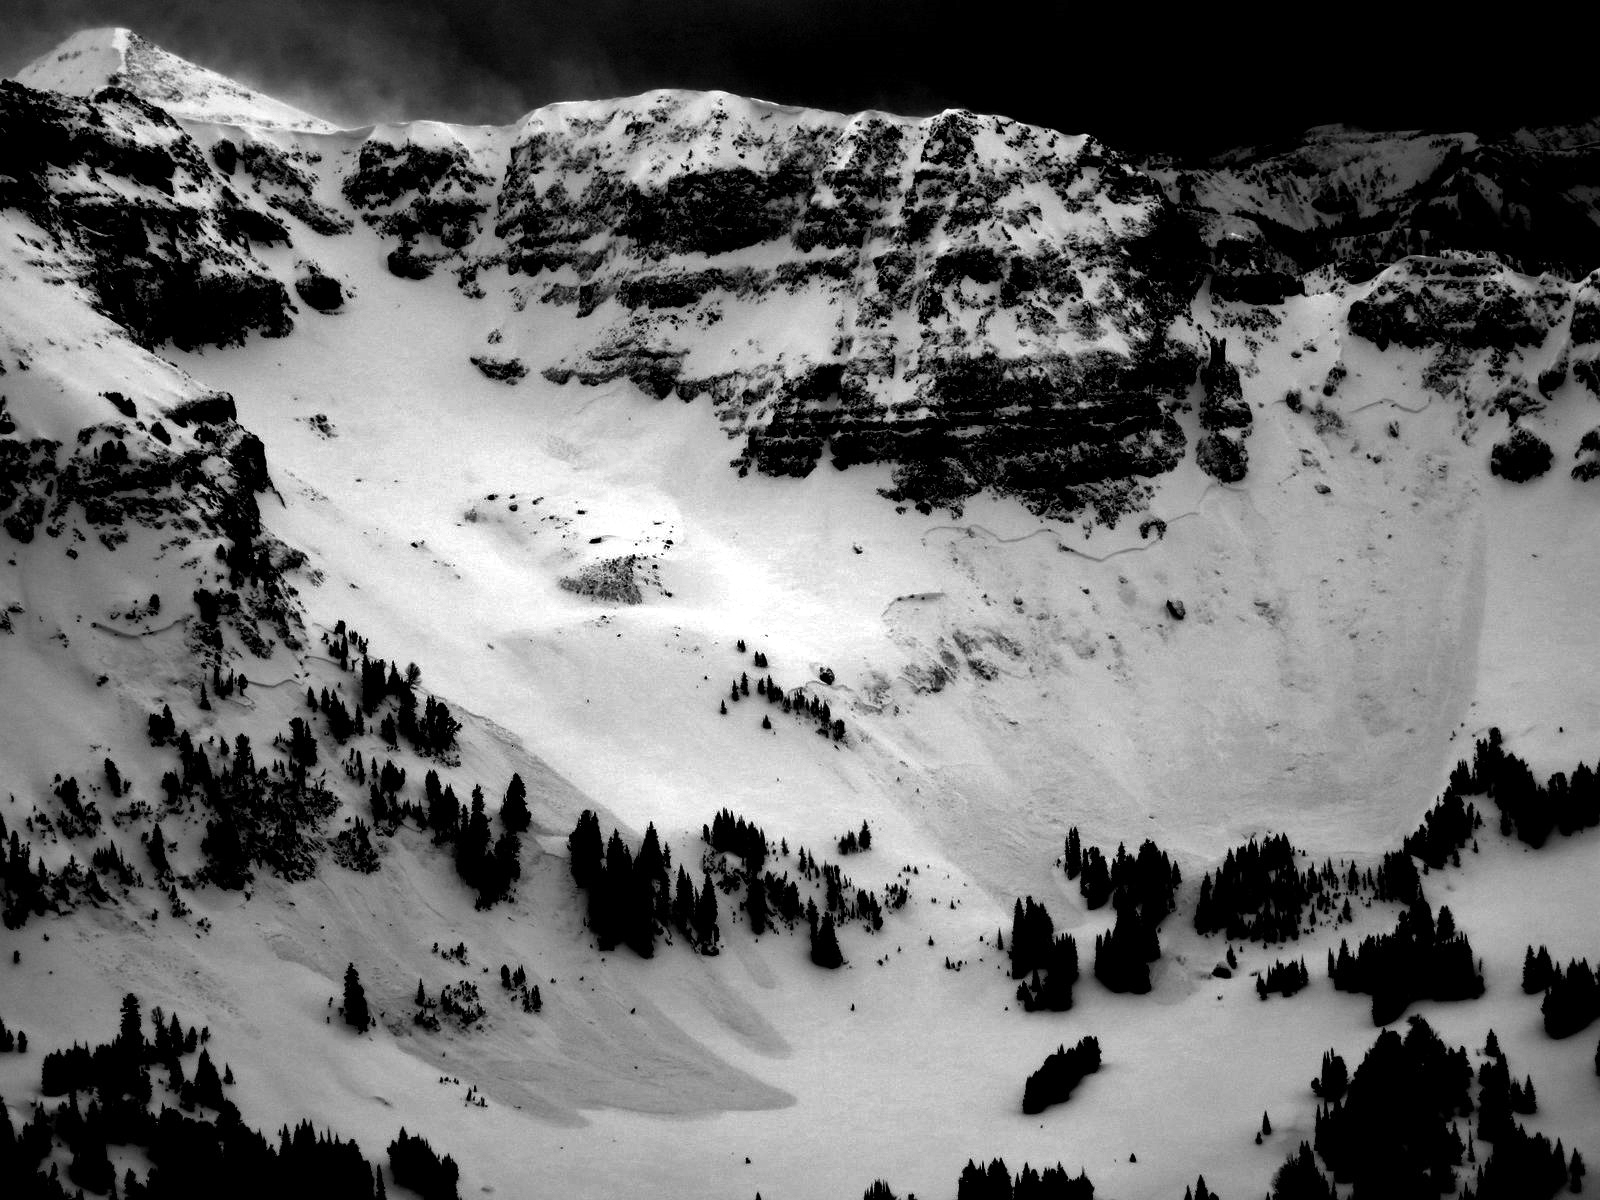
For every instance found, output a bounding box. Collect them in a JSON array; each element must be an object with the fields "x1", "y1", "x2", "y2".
[
  {"x1": 1308, "y1": 1018, "x2": 1472, "y2": 1194},
  {"x1": 326, "y1": 621, "x2": 461, "y2": 759},
  {"x1": 953, "y1": 1158, "x2": 1095, "y2": 1200},
  {"x1": 1329, "y1": 897, "x2": 1484, "y2": 1025},
  {"x1": 1064, "y1": 831, "x2": 1179, "y2": 996},
  {"x1": 570, "y1": 811, "x2": 716, "y2": 957},
  {"x1": 0, "y1": 991, "x2": 461, "y2": 1200},
  {"x1": 858, "y1": 1158, "x2": 1095, "y2": 1200},
  {"x1": 1194, "y1": 834, "x2": 1340, "y2": 943},
  {"x1": 566, "y1": 805, "x2": 901, "y2": 970},
  {"x1": 1401, "y1": 789, "x2": 1481, "y2": 869},
  {"x1": 1020, "y1": 1036, "x2": 1102, "y2": 1115},
  {"x1": 1007, "y1": 897, "x2": 1079, "y2": 1012},
  {"x1": 1453, "y1": 727, "x2": 1600, "y2": 847},
  {"x1": 389, "y1": 1129, "x2": 460, "y2": 1200},
  {"x1": 1267, "y1": 1020, "x2": 1582, "y2": 1200},
  {"x1": 1257, "y1": 957, "x2": 1311, "y2": 1000},
  {"x1": 391, "y1": 772, "x2": 521, "y2": 908},
  {"x1": 1064, "y1": 829, "x2": 1179, "y2": 918},
  {"x1": 1522, "y1": 946, "x2": 1600, "y2": 1038}
]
